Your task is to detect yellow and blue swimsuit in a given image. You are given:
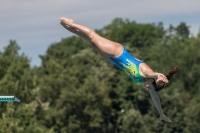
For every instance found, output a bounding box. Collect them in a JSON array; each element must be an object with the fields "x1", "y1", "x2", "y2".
[{"x1": 110, "y1": 46, "x2": 144, "y2": 83}]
